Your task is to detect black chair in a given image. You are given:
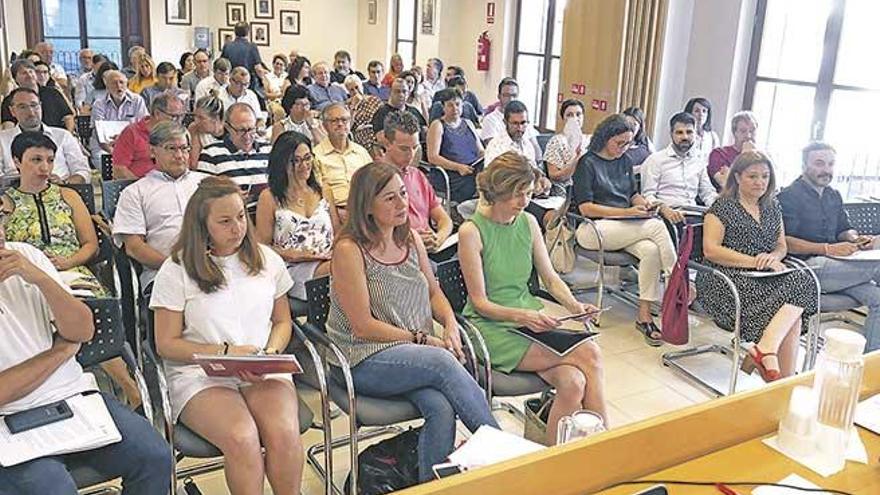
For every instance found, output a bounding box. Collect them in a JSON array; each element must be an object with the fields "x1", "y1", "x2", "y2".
[
  {"x1": 75, "y1": 115, "x2": 92, "y2": 148},
  {"x1": 101, "y1": 179, "x2": 139, "y2": 356},
  {"x1": 59, "y1": 183, "x2": 114, "y2": 290},
  {"x1": 536, "y1": 132, "x2": 553, "y2": 154},
  {"x1": 71, "y1": 297, "x2": 156, "y2": 493},
  {"x1": 182, "y1": 112, "x2": 195, "y2": 127},
  {"x1": 418, "y1": 160, "x2": 452, "y2": 216},
  {"x1": 843, "y1": 202, "x2": 880, "y2": 235},
  {"x1": 100, "y1": 155, "x2": 114, "y2": 181}
]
